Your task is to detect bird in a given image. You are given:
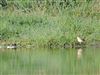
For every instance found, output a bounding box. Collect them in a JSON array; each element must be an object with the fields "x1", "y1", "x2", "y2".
[
  {"x1": 77, "y1": 36, "x2": 83, "y2": 44},
  {"x1": 7, "y1": 44, "x2": 17, "y2": 49},
  {"x1": 7, "y1": 46, "x2": 15, "y2": 49}
]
